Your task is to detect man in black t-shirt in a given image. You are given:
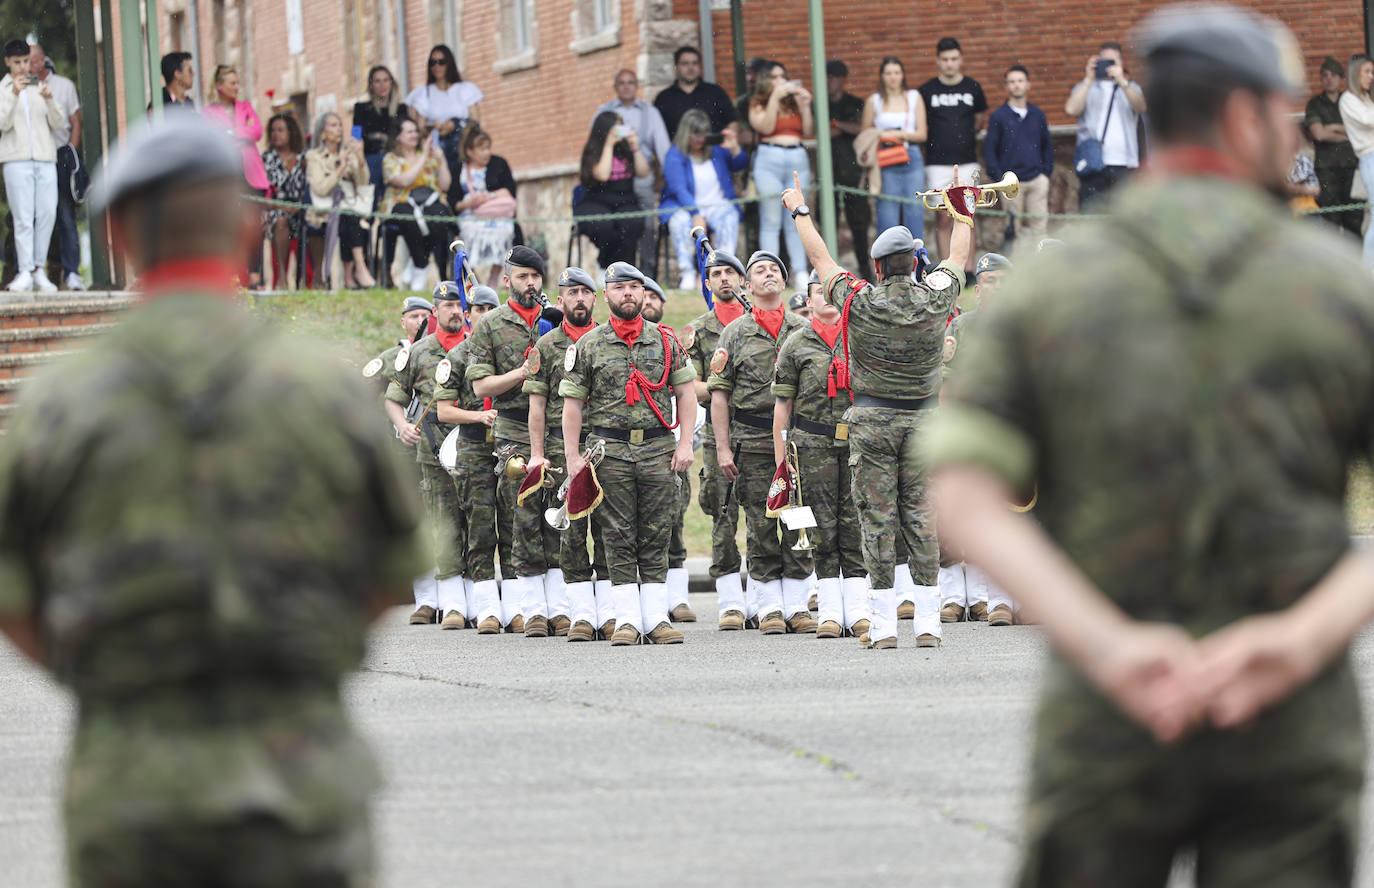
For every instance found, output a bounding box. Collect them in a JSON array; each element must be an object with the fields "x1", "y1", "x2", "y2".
[
  {"x1": 1305, "y1": 56, "x2": 1361, "y2": 238},
  {"x1": 818, "y1": 59, "x2": 872, "y2": 276},
  {"x1": 653, "y1": 46, "x2": 739, "y2": 140},
  {"x1": 919, "y1": 37, "x2": 987, "y2": 272}
]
